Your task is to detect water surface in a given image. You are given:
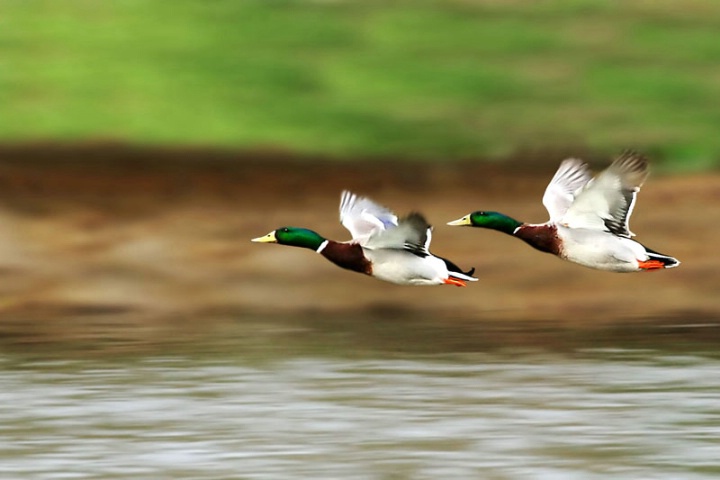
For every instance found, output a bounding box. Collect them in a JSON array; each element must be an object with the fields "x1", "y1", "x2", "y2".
[{"x1": 1, "y1": 314, "x2": 719, "y2": 479}]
